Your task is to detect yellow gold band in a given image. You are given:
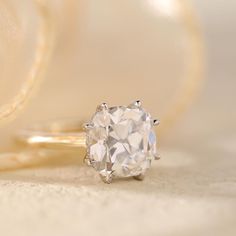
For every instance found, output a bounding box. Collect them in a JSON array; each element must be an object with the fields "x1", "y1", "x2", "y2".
[{"x1": 16, "y1": 120, "x2": 87, "y2": 149}]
